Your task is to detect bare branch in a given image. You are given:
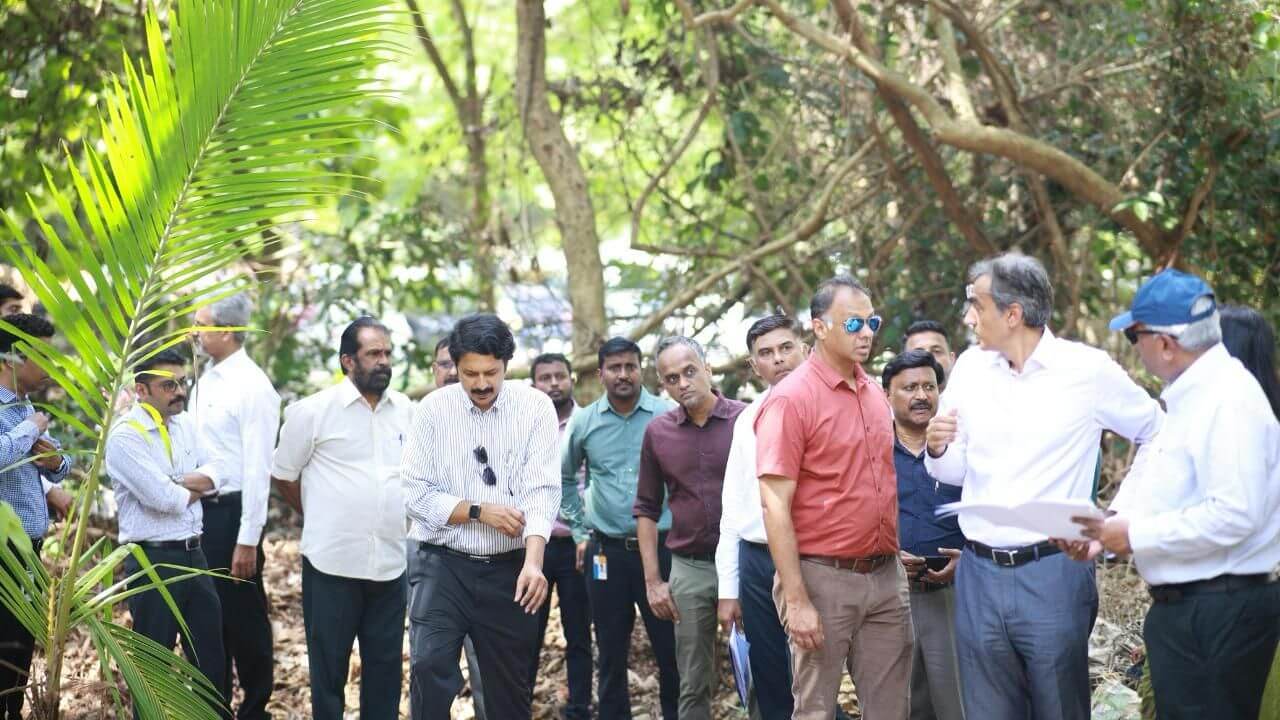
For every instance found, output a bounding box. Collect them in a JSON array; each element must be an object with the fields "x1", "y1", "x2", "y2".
[
  {"x1": 928, "y1": 4, "x2": 977, "y2": 121},
  {"x1": 629, "y1": 94, "x2": 716, "y2": 248},
  {"x1": 405, "y1": 0, "x2": 465, "y2": 115}
]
